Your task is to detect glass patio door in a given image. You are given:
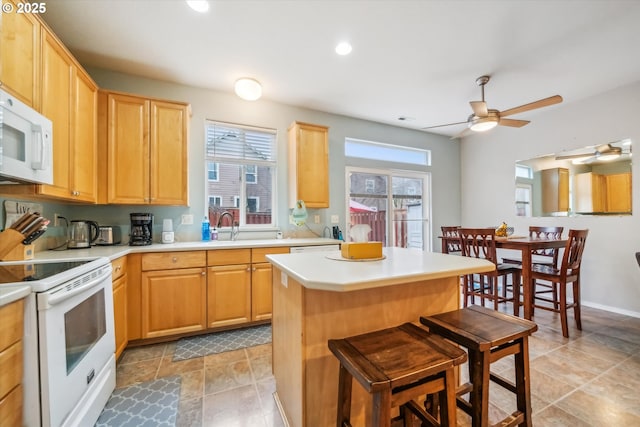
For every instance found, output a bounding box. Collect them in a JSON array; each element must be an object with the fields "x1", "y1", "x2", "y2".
[{"x1": 347, "y1": 168, "x2": 431, "y2": 250}]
